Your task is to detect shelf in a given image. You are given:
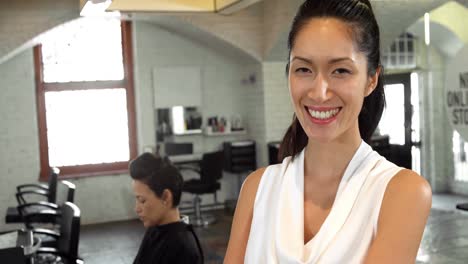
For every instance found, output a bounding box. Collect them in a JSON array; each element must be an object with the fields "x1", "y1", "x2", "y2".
[
  {"x1": 173, "y1": 129, "x2": 203, "y2": 136},
  {"x1": 204, "y1": 130, "x2": 247, "y2": 137}
]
